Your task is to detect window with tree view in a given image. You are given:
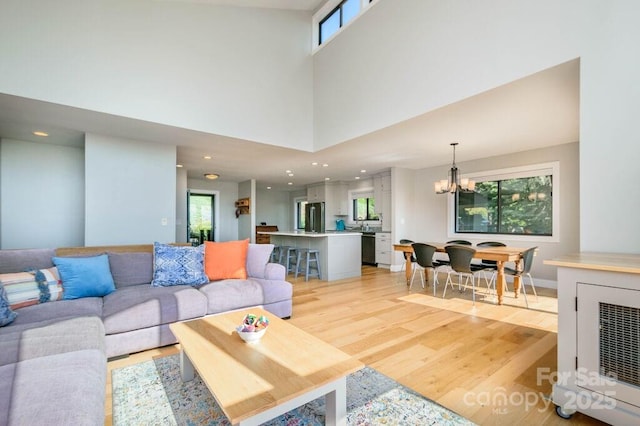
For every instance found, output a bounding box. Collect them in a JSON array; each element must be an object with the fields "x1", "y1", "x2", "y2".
[
  {"x1": 456, "y1": 175, "x2": 552, "y2": 235},
  {"x1": 353, "y1": 197, "x2": 379, "y2": 221},
  {"x1": 297, "y1": 200, "x2": 307, "y2": 230}
]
